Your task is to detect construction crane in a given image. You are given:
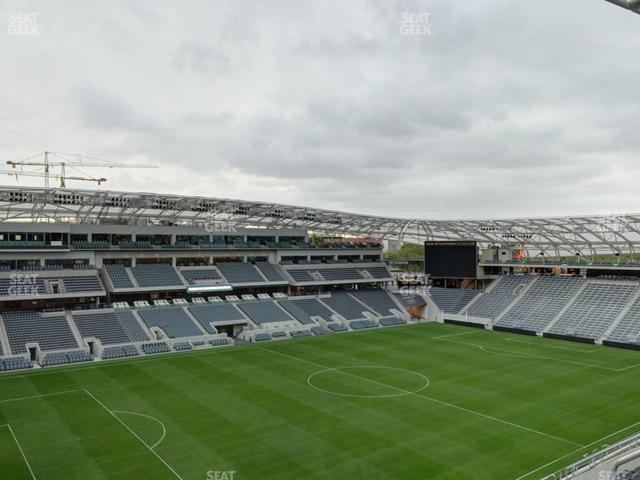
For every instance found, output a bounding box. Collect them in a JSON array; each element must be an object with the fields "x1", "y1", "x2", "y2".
[{"x1": 1, "y1": 151, "x2": 157, "y2": 187}]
